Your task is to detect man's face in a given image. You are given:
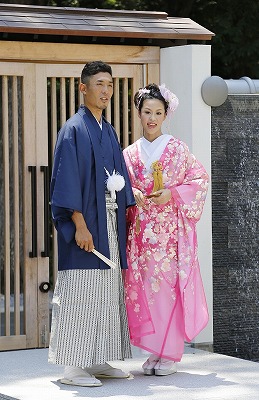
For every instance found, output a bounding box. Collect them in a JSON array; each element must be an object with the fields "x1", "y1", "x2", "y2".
[{"x1": 80, "y1": 72, "x2": 113, "y2": 112}]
